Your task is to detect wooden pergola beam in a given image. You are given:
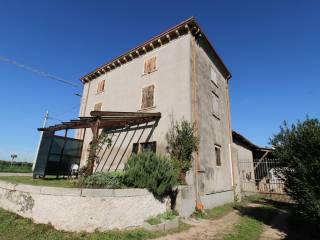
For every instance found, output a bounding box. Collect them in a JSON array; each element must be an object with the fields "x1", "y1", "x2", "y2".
[{"x1": 38, "y1": 111, "x2": 161, "y2": 132}]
